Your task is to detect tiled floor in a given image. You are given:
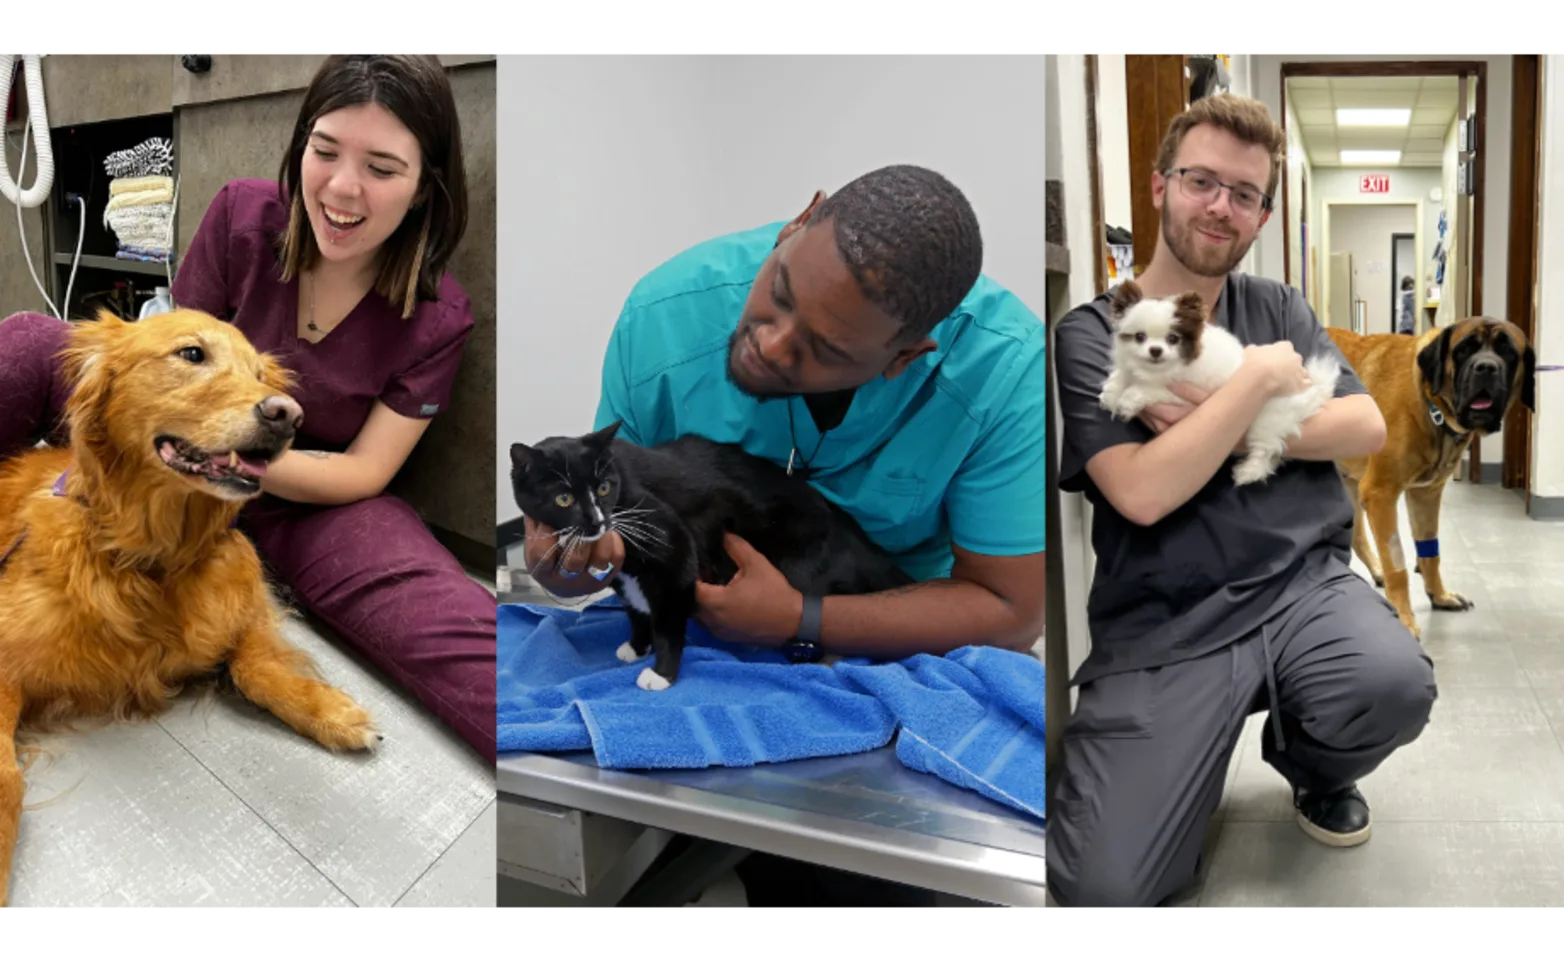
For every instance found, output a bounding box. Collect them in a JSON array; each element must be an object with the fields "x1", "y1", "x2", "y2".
[
  {"x1": 1181, "y1": 477, "x2": 1564, "y2": 907},
  {"x1": 9, "y1": 600, "x2": 496, "y2": 907}
]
